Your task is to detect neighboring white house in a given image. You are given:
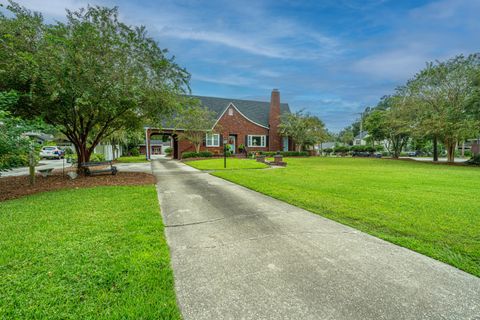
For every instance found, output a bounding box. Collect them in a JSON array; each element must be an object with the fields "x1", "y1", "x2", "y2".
[
  {"x1": 314, "y1": 141, "x2": 336, "y2": 154},
  {"x1": 57, "y1": 138, "x2": 123, "y2": 161},
  {"x1": 354, "y1": 131, "x2": 369, "y2": 146},
  {"x1": 94, "y1": 143, "x2": 124, "y2": 161}
]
